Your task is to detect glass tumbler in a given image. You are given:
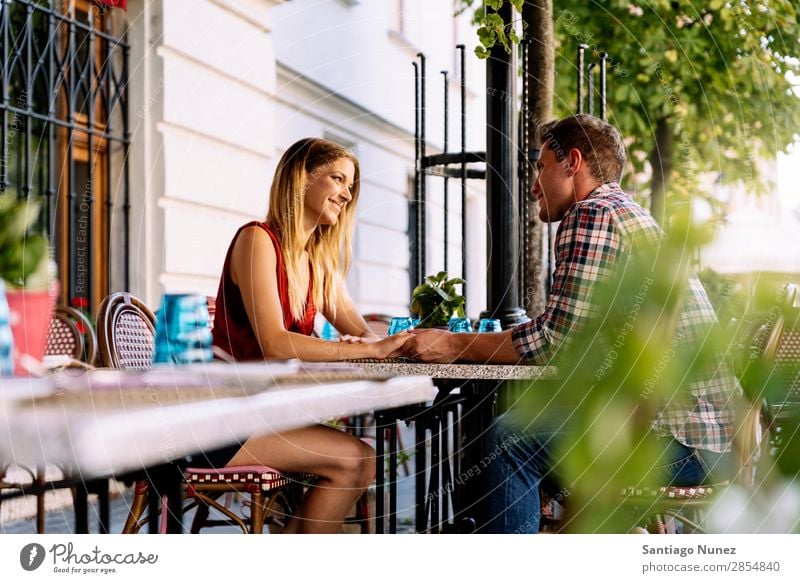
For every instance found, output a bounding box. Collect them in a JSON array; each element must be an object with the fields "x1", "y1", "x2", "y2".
[
  {"x1": 153, "y1": 293, "x2": 213, "y2": 365},
  {"x1": 477, "y1": 318, "x2": 502, "y2": 333},
  {"x1": 388, "y1": 317, "x2": 414, "y2": 336},
  {"x1": 448, "y1": 317, "x2": 473, "y2": 333}
]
